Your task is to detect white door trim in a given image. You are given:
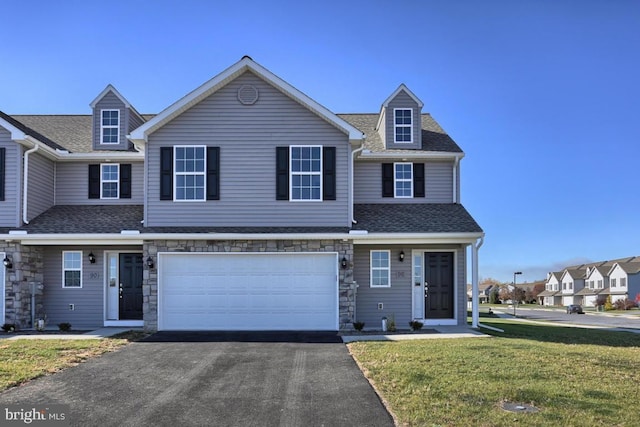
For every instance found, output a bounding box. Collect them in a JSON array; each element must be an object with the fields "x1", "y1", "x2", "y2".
[
  {"x1": 0, "y1": 252, "x2": 5, "y2": 324},
  {"x1": 411, "y1": 249, "x2": 458, "y2": 326},
  {"x1": 103, "y1": 250, "x2": 143, "y2": 326}
]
